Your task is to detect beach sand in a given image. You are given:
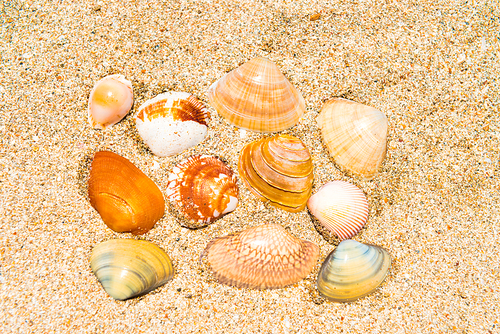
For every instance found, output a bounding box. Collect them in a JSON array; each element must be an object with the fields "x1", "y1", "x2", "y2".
[{"x1": 1, "y1": 0, "x2": 499, "y2": 332}]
